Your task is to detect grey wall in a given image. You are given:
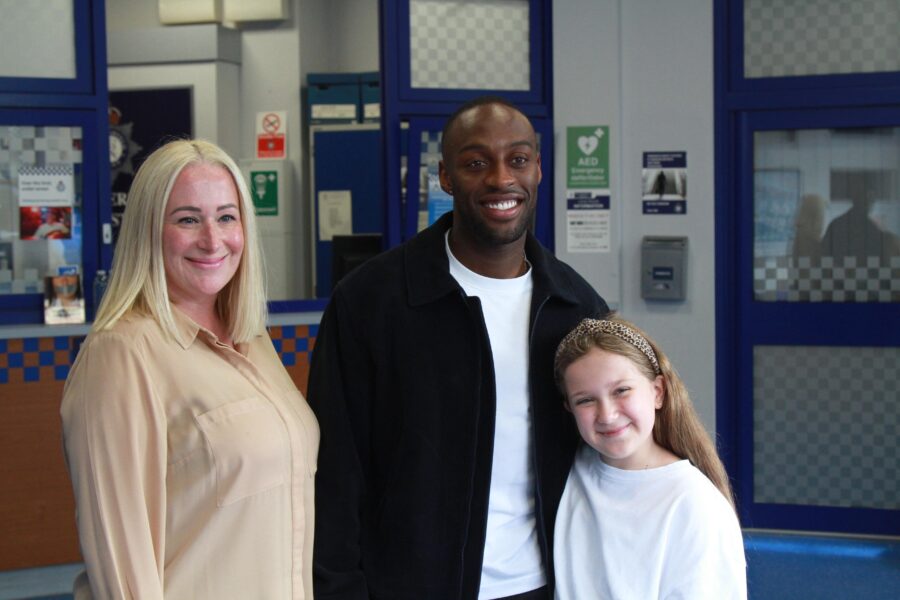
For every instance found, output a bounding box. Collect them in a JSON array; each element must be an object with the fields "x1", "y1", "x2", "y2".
[
  {"x1": 105, "y1": 0, "x2": 159, "y2": 30},
  {"x1": 553, "y1": 0, "x2": 717, "y2": 435}
]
